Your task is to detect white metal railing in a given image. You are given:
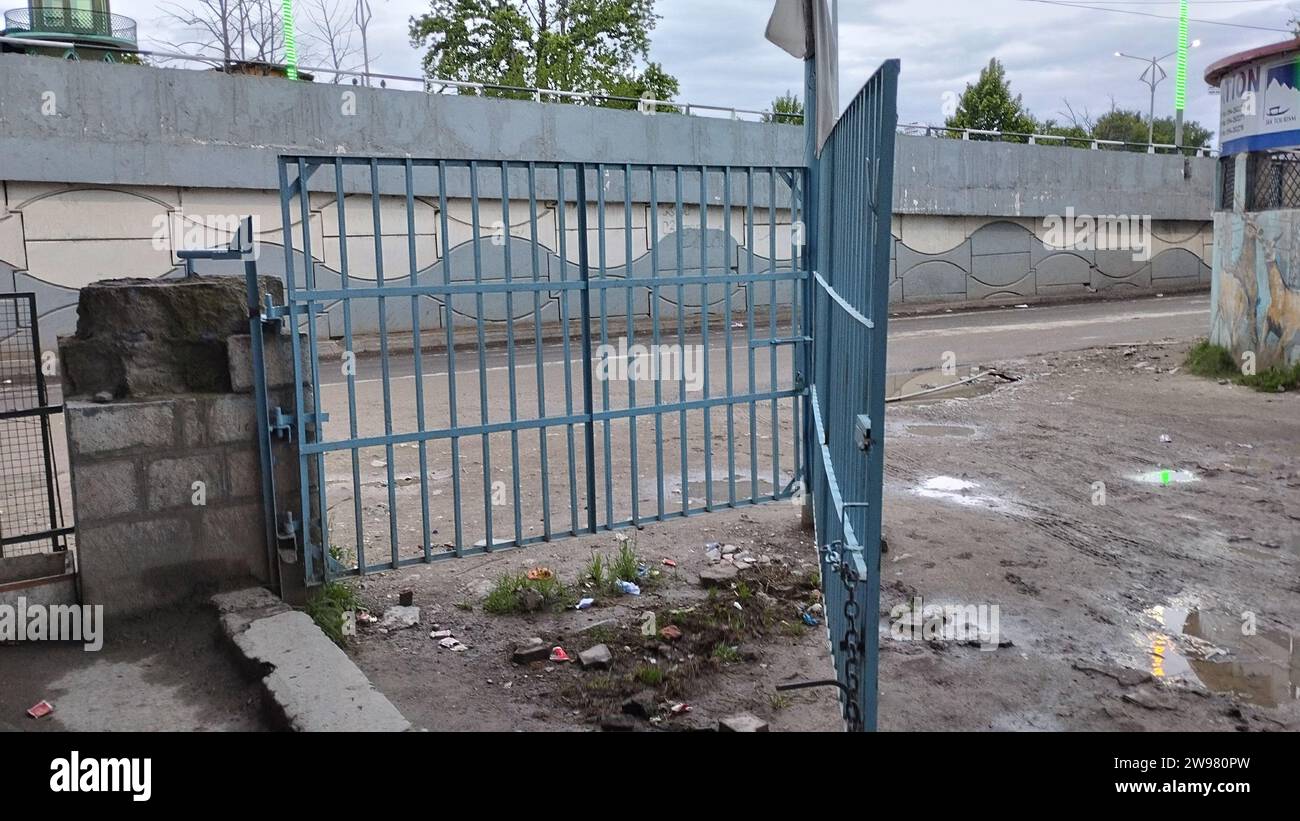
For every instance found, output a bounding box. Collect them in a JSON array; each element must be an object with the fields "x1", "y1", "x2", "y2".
[{"x1": 897, "y1": 122, "x2": 1218, "y2": 157}]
